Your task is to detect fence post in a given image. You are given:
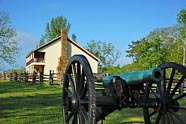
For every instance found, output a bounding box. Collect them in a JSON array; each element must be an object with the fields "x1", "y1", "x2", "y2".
[
  {"x1": 14, "y1": 72, "x2": 18, "y2": 82},
  {"x1": 40, "y1": 71, "x2": 43, "y2": 83},
  {"x1": 9, "y1": 73, "x2": 13, "y2": 81},
  {"x1": 179, "y1": 83, "x2": 184, "y2": 95},
  {"x1": 3, "y1": 72, "x2": 6, "y2": 80},
  {"x1": 24, "y1": 71, "x2": 28, "y2": 82},
  {"x1": 32, "y1": 71, "x2": 36, "y2": 84},
  {"x1": 49, "y1": 70, "x2": 53, "y2": 85},
  {"x1": 0, "y1": 73, "x2": 2, "y2": 80},
  {"x1": 19, "y1": 73, "x2": 23, "y2": 82}
]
